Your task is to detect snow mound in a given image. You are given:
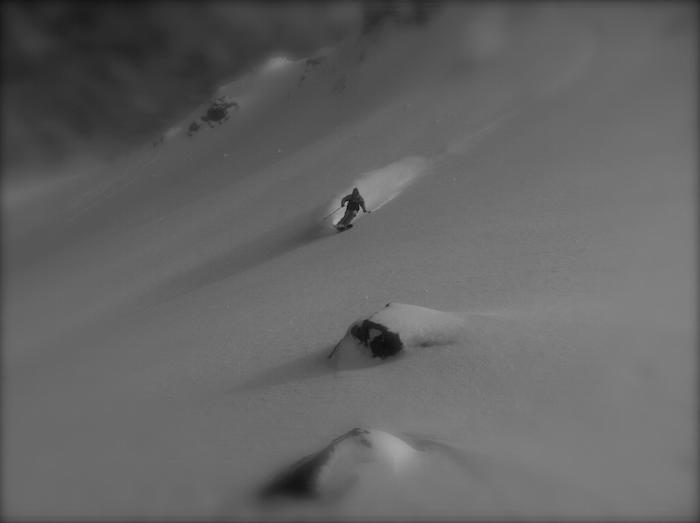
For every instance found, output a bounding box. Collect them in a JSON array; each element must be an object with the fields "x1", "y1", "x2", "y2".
[
  {"x1": 260, "y1": 427, "x2": 419, "y2": 500},
  {"x1": 371, "y1": 303, "x2": 465, "y2": 346},
  {"x1": 324, "y1": 156, "x2": 430, "y2": 226},
  {"x1": 258, "y1": 428, "x2": 495, "y2": 514},
  {"x1": 329, "y1": 303, "x2": 464, "y2": 370},
  {"x1": 260, "y1": 55, "x2": 295, "y2": 74}
]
